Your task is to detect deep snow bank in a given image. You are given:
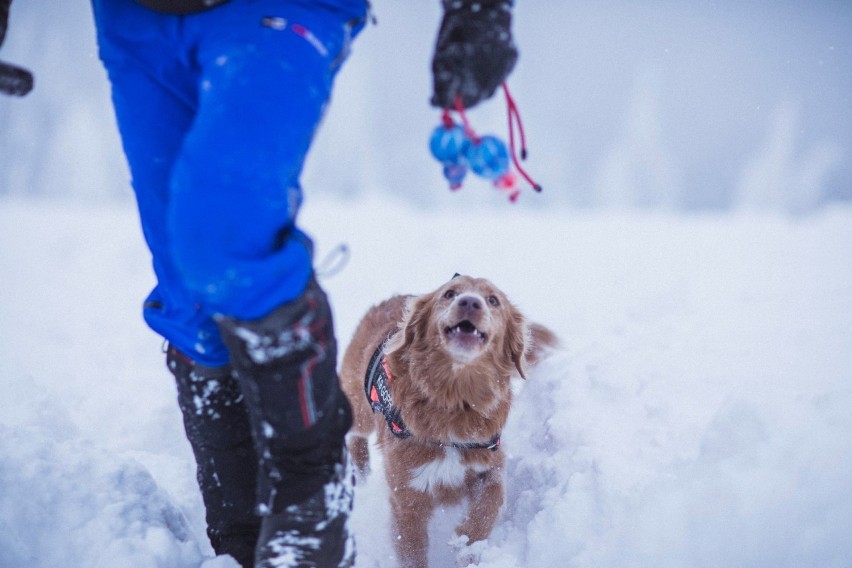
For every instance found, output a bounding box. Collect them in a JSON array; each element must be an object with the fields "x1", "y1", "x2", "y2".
[{"x1": 1, "y1": 197, "x2": 851, "y2": 567}]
